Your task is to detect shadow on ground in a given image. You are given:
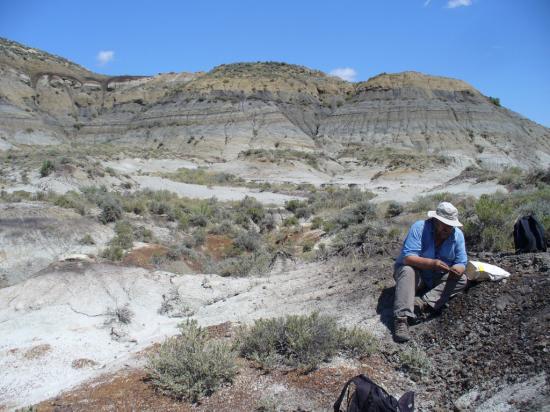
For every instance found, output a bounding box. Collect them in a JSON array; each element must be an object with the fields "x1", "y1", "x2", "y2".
[{"x1": 376, "y1": 286, "x2": 395, "y2": 334}]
